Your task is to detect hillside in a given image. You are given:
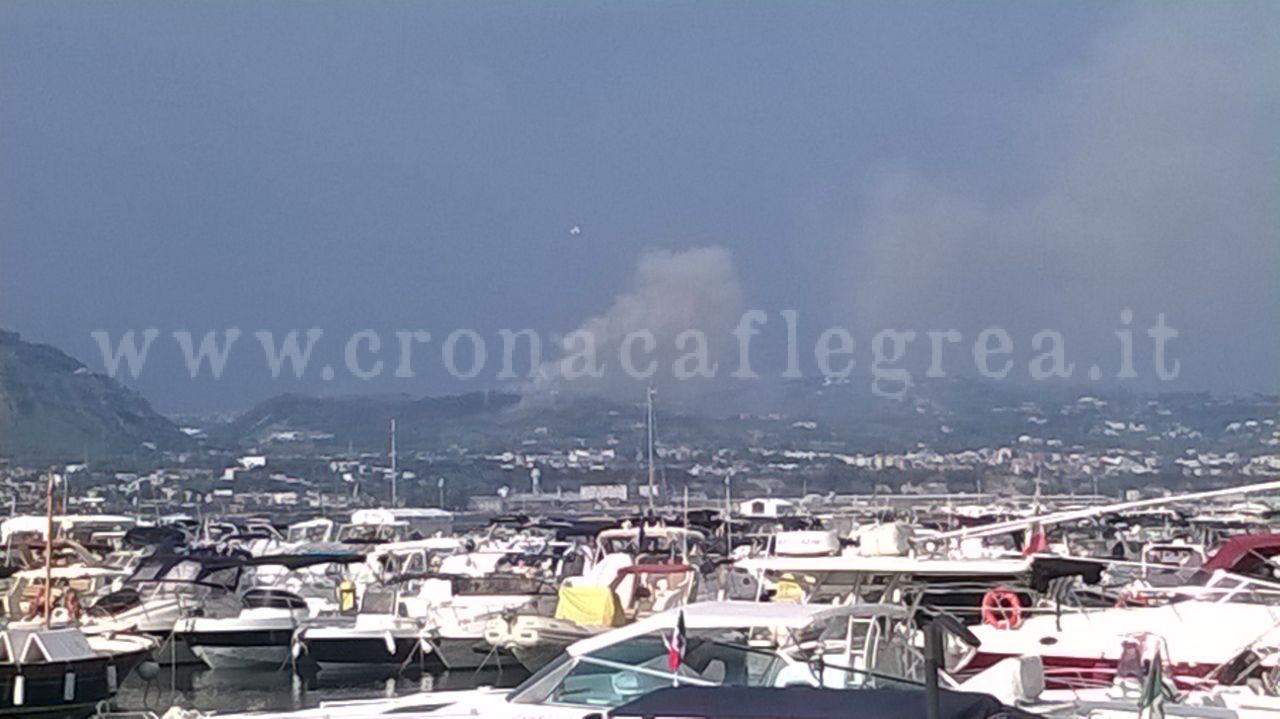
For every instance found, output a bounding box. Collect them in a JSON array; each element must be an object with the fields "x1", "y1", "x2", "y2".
[
  {"x1": 209, "y1": 374, "x2": 1280, "y2": 459},
  {"x1": 0, "y1": 330, "x2": 189, "y2": 460},
  {"x1": 210, "y1": 390, "x2": 650, "y2": 452},
  {"x1": 208, "y1": 378, "x2": 1056, "y2": 454}
]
